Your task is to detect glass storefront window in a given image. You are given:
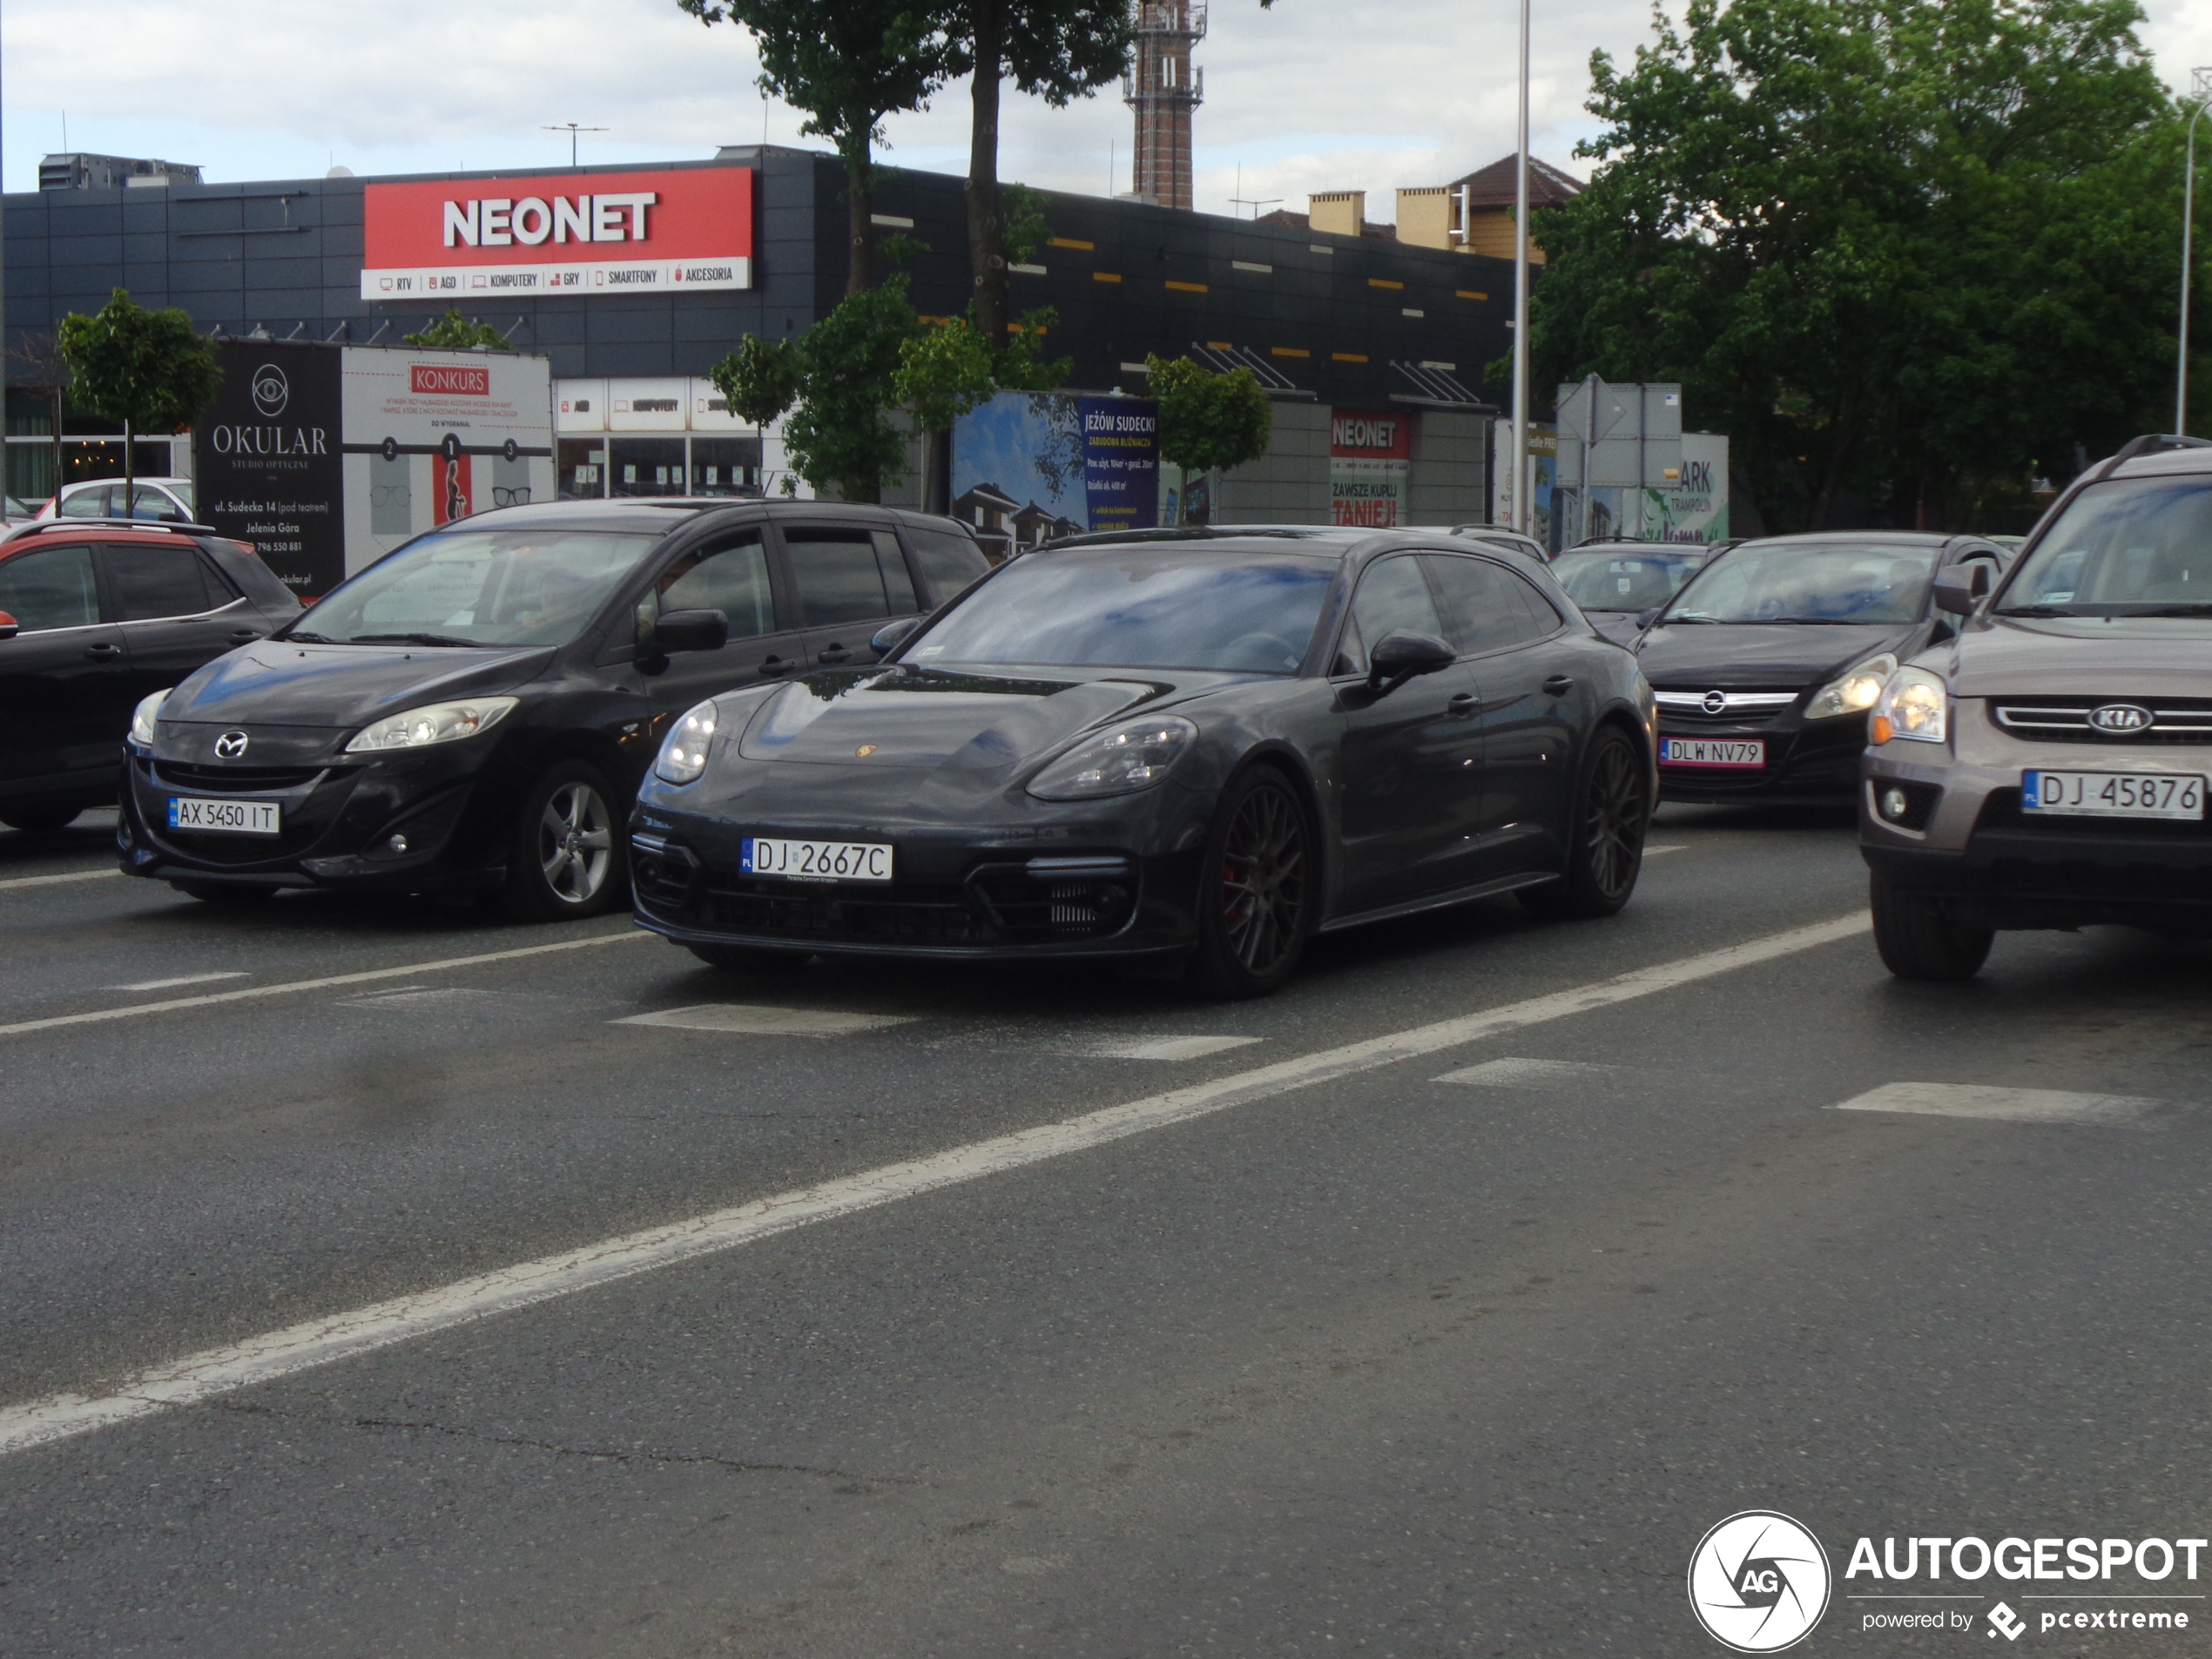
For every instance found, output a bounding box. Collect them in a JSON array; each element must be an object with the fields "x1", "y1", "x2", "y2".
[
  {"x1": 691, "y1": 435, "x2": 763, "y2": 496},
  {"x1": 609, "y1": 437, "x2": 687, "y2": 498},
  {"x1": 558, "y1": 438, "x2": 608, "y2": 500}
]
